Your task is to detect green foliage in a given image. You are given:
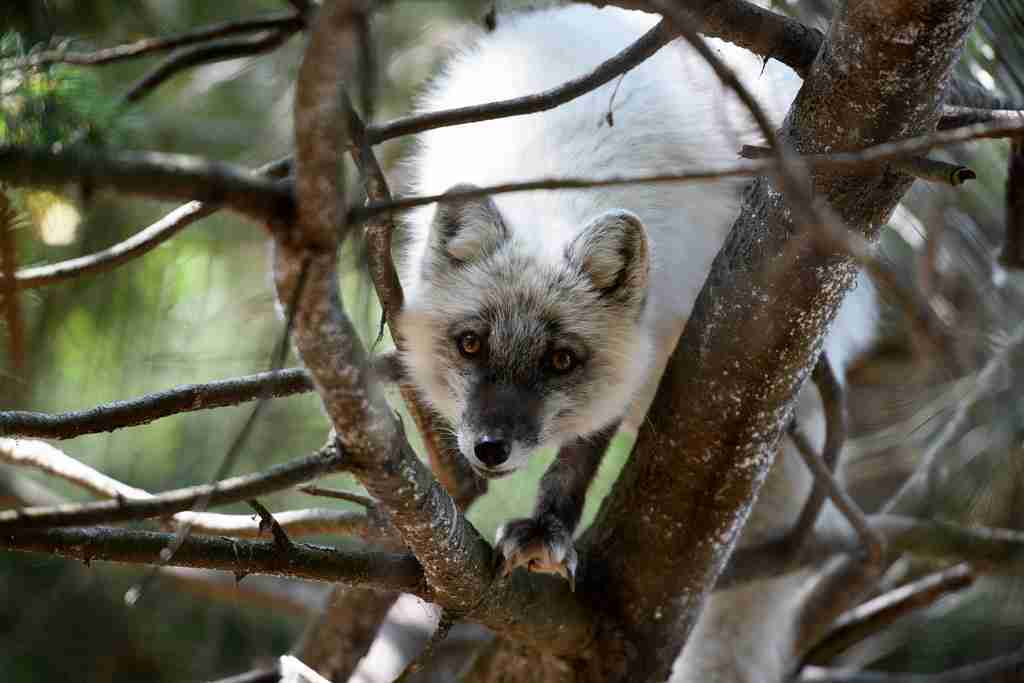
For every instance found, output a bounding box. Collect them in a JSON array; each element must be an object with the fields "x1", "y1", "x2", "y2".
[{"x1": 1, "y1": 32, "x2": 124, "y2": 146}]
